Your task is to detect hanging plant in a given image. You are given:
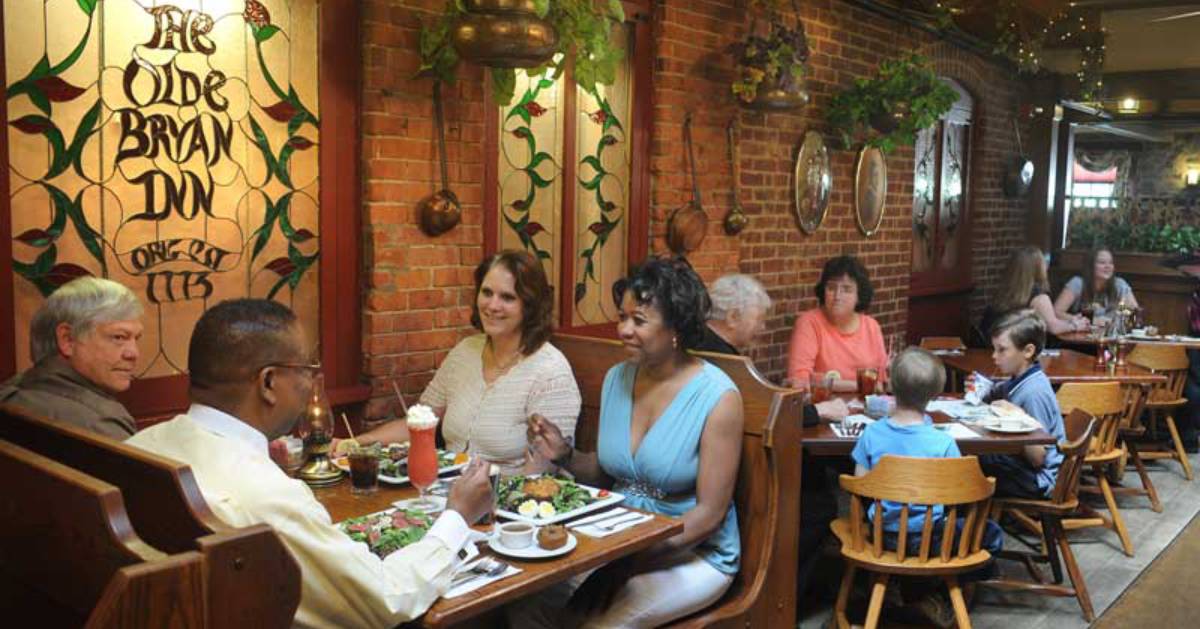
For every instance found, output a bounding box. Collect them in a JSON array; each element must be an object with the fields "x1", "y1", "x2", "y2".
[
  {"x1": 729, "y1": 1, "x2": 810, "y2": 110},
  {"x1": 418, "y1": 0, "x2": 626, "y2": 105},
  {"x1": 825, "y1": 53, "x2": 958, "y2": 153}
]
